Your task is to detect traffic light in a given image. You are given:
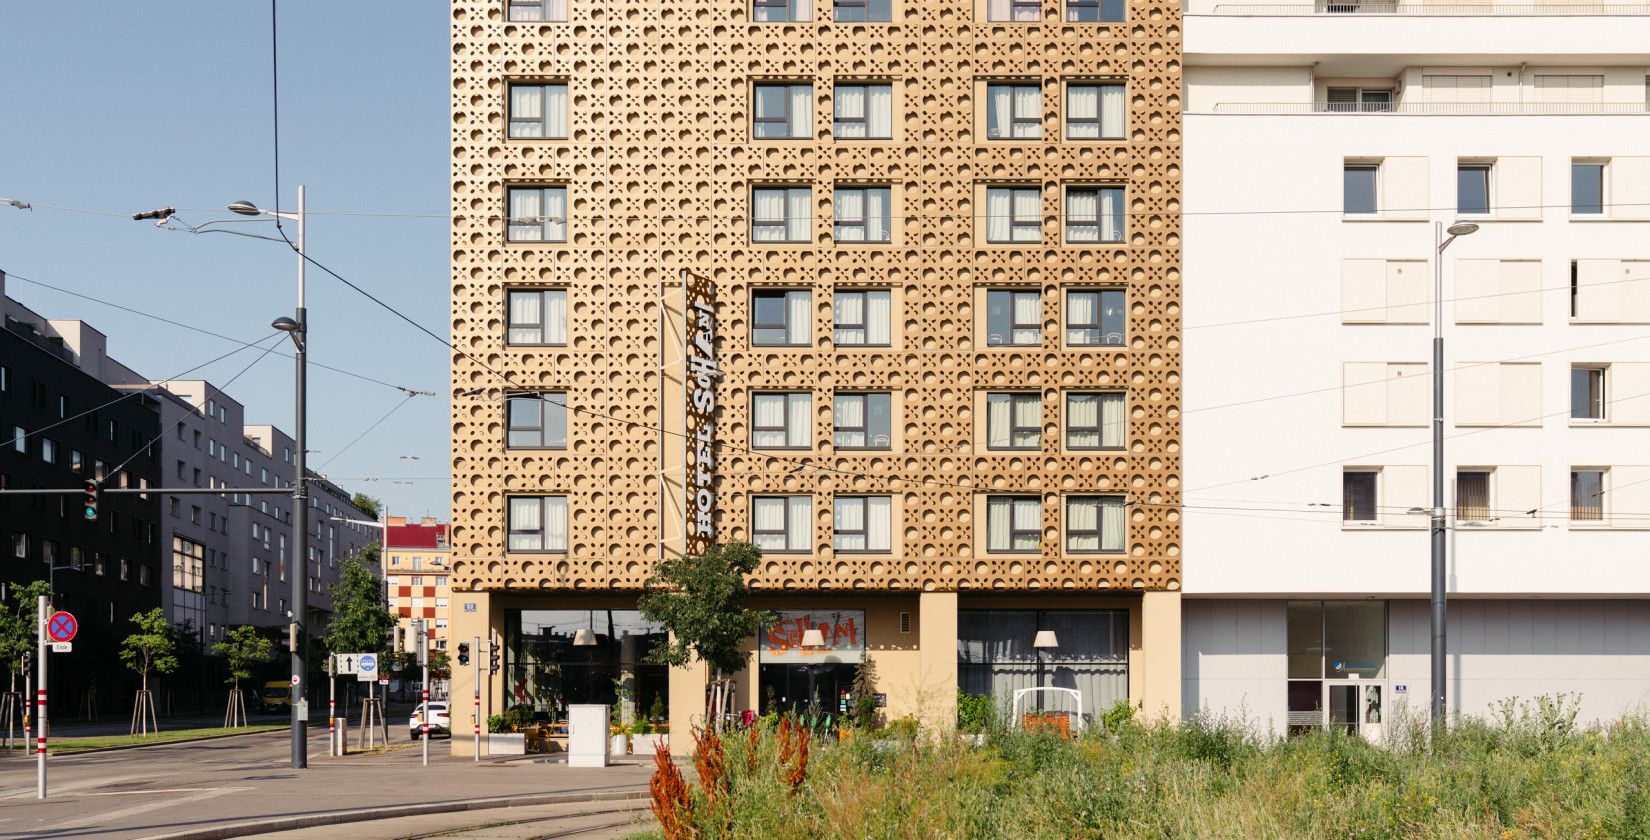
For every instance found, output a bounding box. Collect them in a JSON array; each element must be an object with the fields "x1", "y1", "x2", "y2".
[
  {"x1": 81, "y1": 482, "x2": 99, "y2": 521},
  {"x1": 456, "y1": 642, "x2": 470, "y2": 666},
  {"x1": 488, "y1": 645, "x2": 500, "y2": 675}
]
